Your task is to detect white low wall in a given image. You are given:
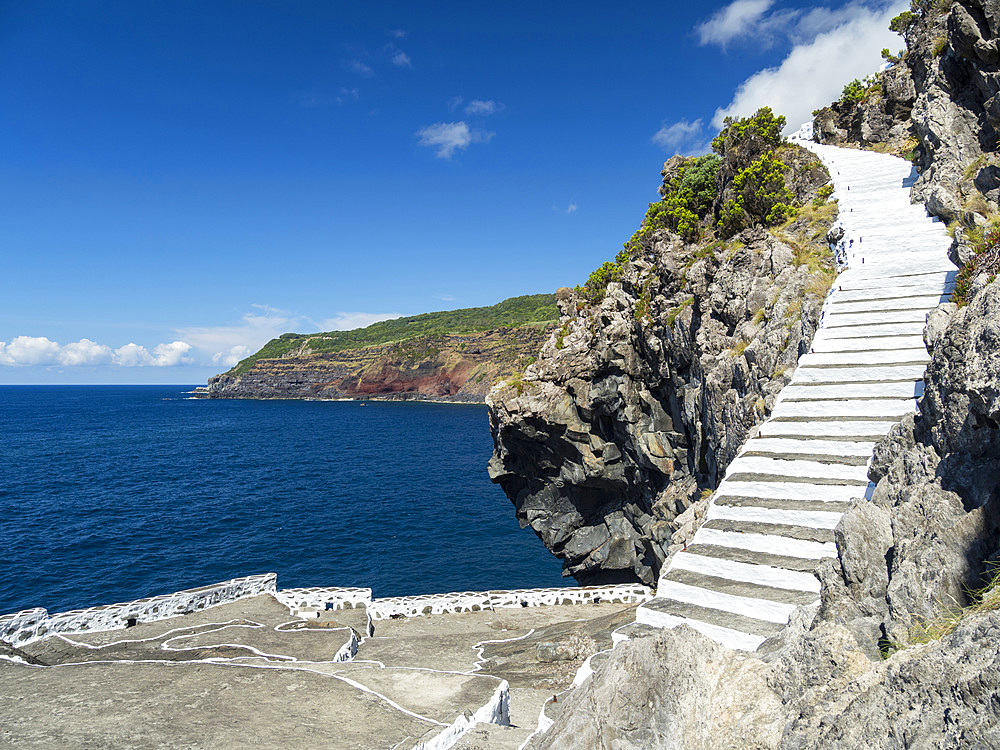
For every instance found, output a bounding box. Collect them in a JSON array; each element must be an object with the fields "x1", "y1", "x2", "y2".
[
  {"x1": 413, "y1": 681, "x2": 511, "y2": 750},
  {"x1": 368, "y1": 584, "x2": 652, "y2": 621},
  {"x1": 0, "y1": 573, "x2": 277, "y2": 648},
  {"x1": 273, "y1": 586, "x2": 372, "y2": 613}
]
